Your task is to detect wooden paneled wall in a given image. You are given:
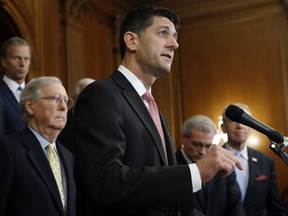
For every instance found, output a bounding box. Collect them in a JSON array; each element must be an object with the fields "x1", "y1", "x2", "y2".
[
  {"x1": 2, "y1": 0, "x2": 288, "y2": 197},
  {"x1": 177, "y1": 0, "x2": 288, "y2": 193}
]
